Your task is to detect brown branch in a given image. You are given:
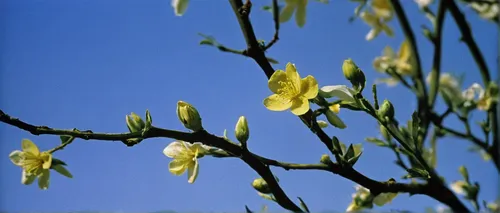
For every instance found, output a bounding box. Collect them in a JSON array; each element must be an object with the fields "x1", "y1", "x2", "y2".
[{"x1": 263, "y1": 0, "x2": 280, "y2": 51}]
